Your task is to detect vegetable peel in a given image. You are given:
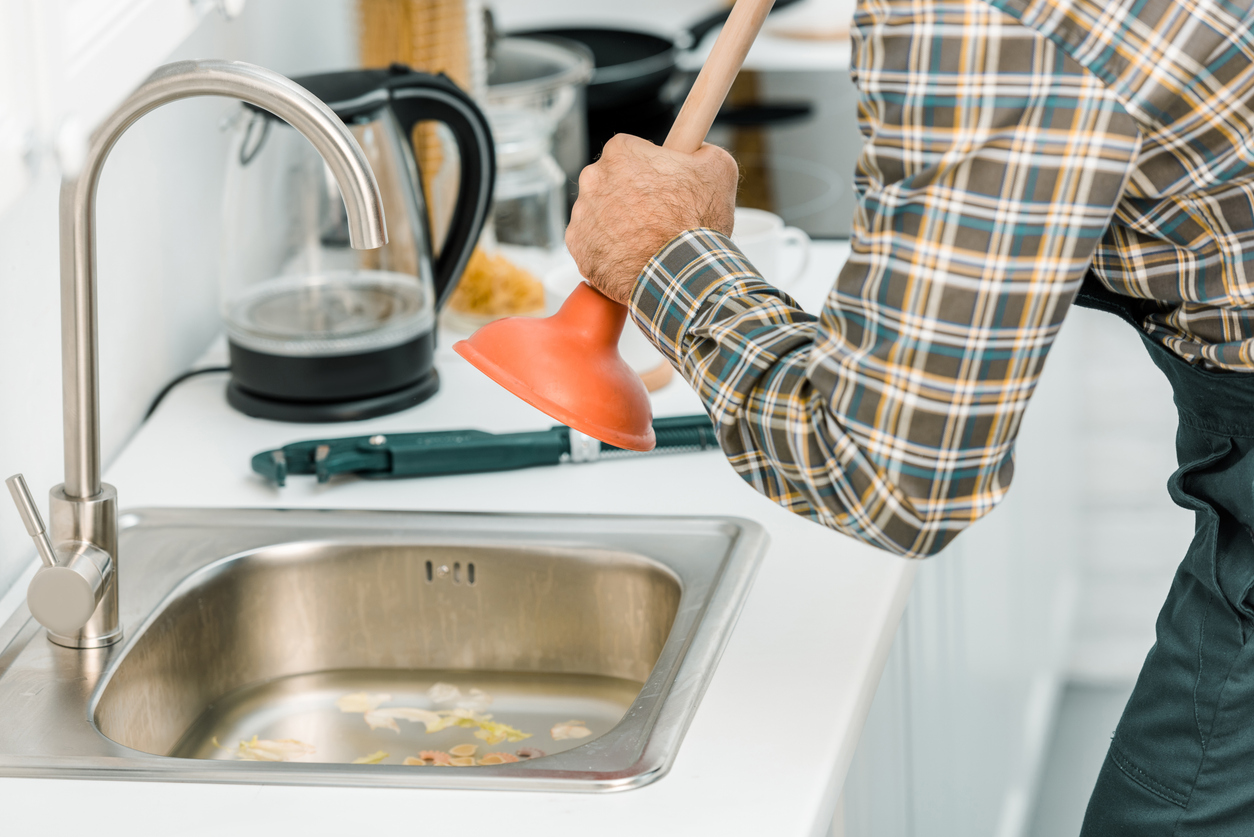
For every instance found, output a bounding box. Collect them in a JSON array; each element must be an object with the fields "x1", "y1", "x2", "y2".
[
  {"x1": 234, "y1": 735, "x2": 315, "y2": 762},
  {"x1": 426, "y1": 682, "x2": 460, "y2": 704},
  {"x1": 363, "y1": 709, "x2": 400, "y2": 732},
  {"x1": 475, "y1": 719, "x2": 531, "y2": 744},
  {"x1": 550, "y1": 721, "x2": 593, "y2": 741},
  {"x1": 426, "y1": 682, "x2": 493, "y2": 712},
  {"x1": 336, "y1": 692, "x2": 391, "y2": 713},
  {"x1": 352, "y1": 750, "x2": 389, "y2": 764}
]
